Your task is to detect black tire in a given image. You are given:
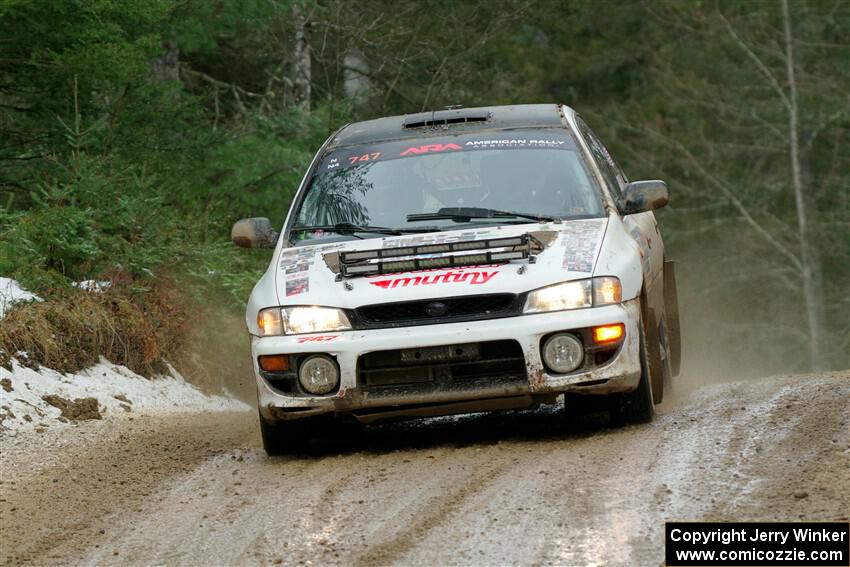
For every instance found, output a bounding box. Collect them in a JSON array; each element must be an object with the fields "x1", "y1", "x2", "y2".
[
  {"x1": 260, "y1": 412, "x2": 349, "y2": 455},
  {"x1": 645, "y1": 306, "x2": 669, "y2": 404},
  {"x1": 259, "y1": 413, "x2": 311, "y2": 456},
  {"x1": 664, "y1": 261, "x2": 682, "y2": 377},
  {"x1": 608, "y1": 319, "x2": 655, "y2": 426}
]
